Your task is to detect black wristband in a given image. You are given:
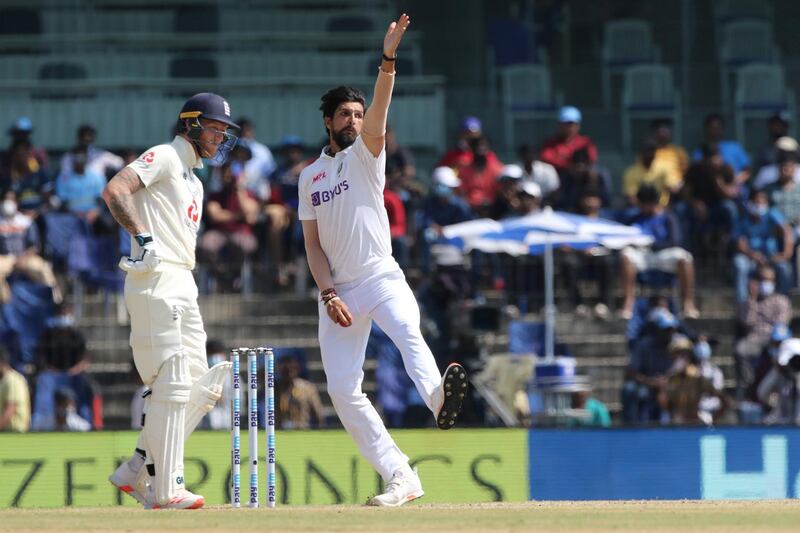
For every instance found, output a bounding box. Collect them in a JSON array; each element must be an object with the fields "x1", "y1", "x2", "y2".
[
  {"x1": 135, "y1": 233, "x2": 153, "y2": 247},
  {"x1": 382, "y1": 53, "x2": 396, "y2": 62}
]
